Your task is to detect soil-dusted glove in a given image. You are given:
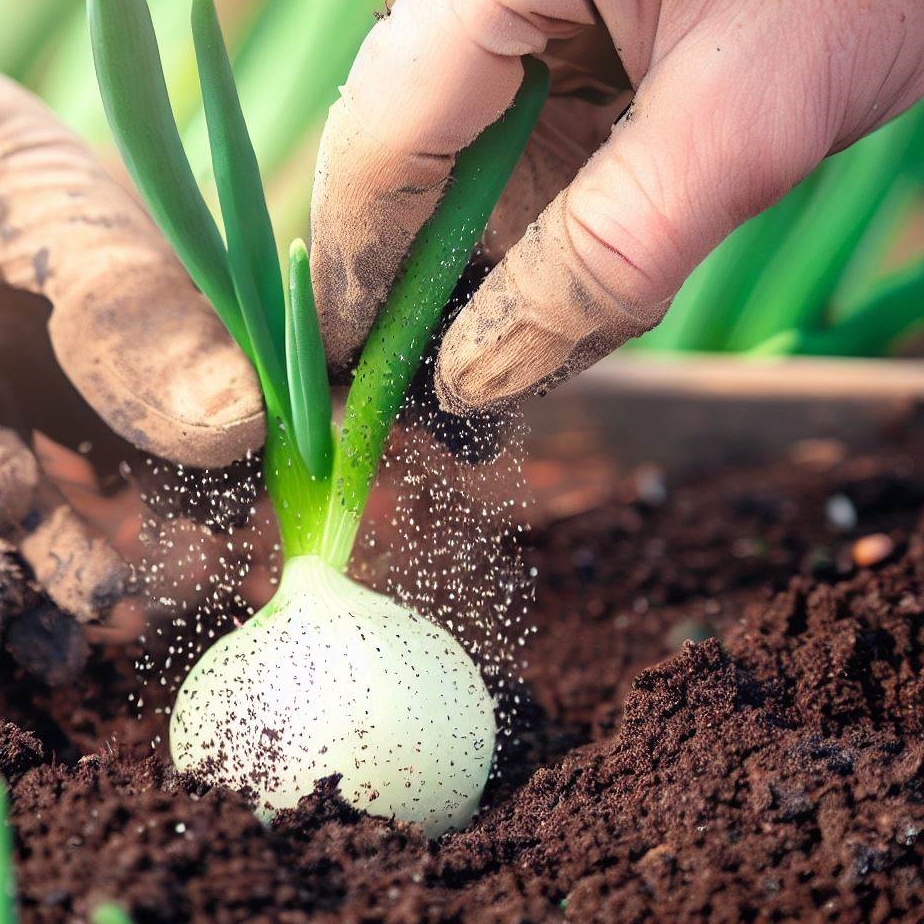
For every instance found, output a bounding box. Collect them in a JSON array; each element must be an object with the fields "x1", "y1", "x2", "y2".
[
  {"x1": 0, "y1": 77, "x2": 264, "y2": 661},
  {"x1": 0, "y1": 75, "x2": 263, "y2": 467},
  {"x1": 311, "y1": 0, "x2": 924, "y2": 414}
]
